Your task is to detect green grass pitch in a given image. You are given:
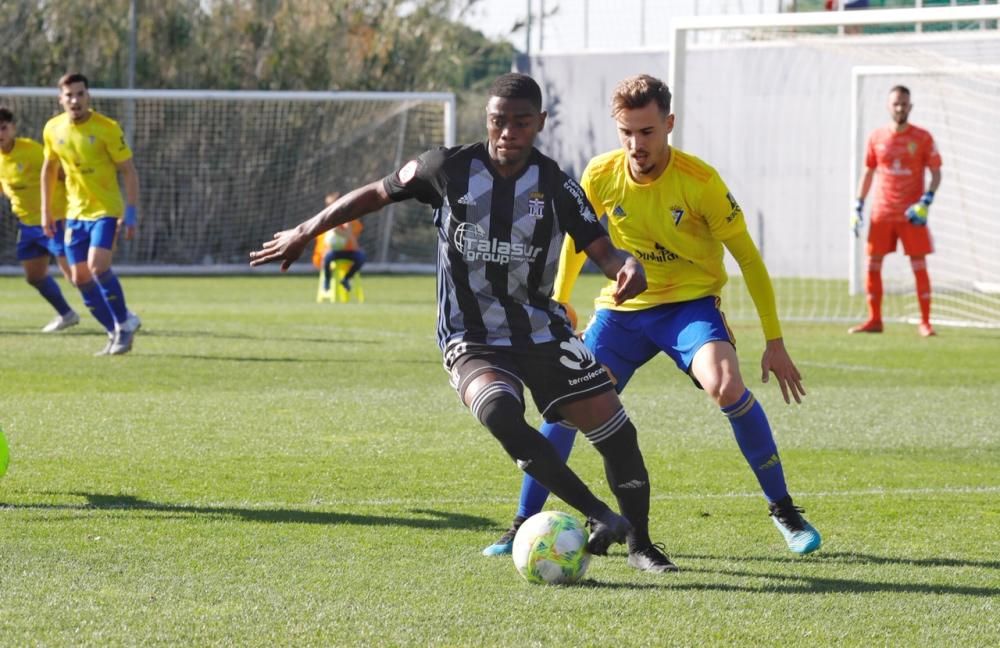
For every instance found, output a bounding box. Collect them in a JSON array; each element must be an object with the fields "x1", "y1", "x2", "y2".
[{"x1": 1, "y1": 274, "x2": 998, "y2": 646}]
